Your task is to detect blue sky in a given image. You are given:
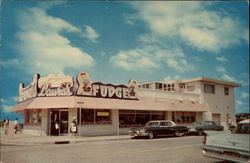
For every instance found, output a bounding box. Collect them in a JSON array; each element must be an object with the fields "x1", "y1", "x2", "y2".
[{"x1": 0, "y1": 1, "x2": 249, "y2": 122}]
